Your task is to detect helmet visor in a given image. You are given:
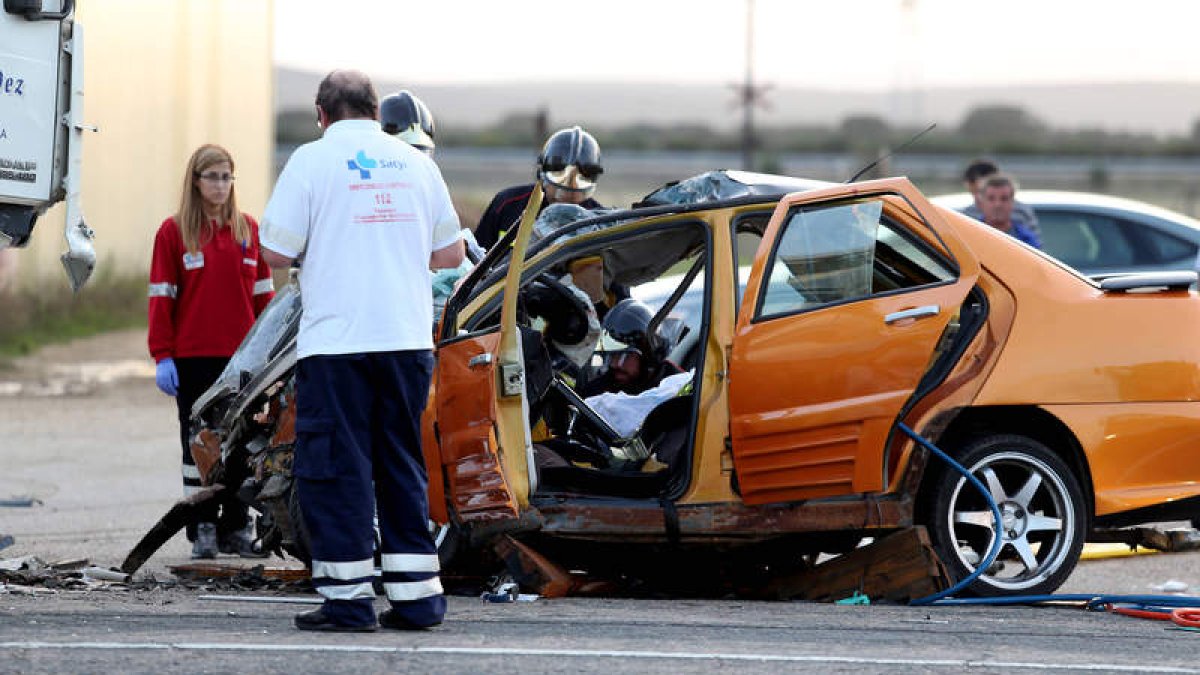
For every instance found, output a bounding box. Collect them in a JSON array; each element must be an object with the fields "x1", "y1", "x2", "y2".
[
  {"x1": 542, "y1": 164, "x2": 601, "y2": 192},
  {"x1": 598, "y1": 330, "x2": 638, "y2": 355}
]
